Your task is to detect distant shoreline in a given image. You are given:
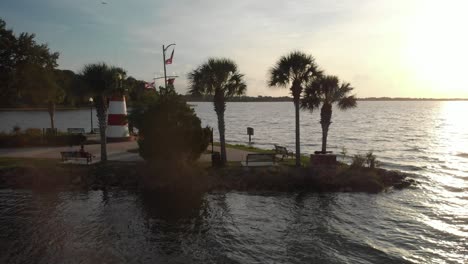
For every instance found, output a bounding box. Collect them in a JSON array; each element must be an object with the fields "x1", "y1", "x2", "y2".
[
  {"x1": 1, "y1": 98, "x2": 467, "y2": 110},
  {"x1": 187, "y1": 97, "x2": 468, "y2": 102}
]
